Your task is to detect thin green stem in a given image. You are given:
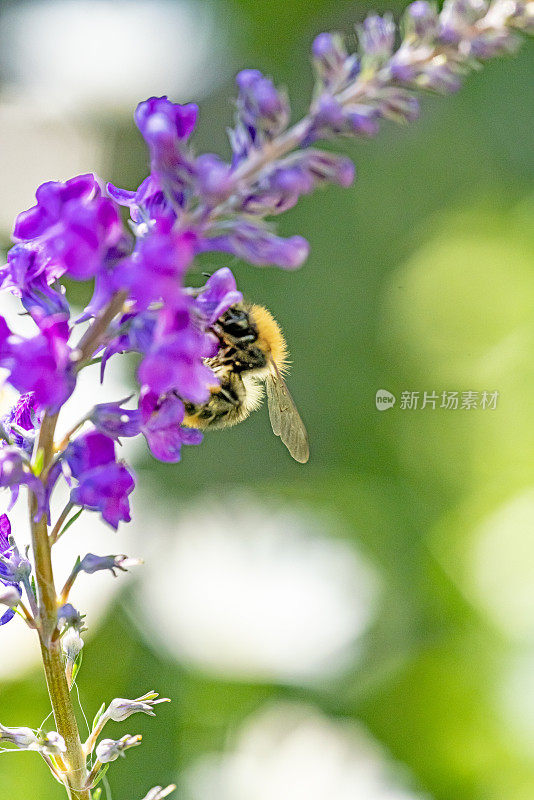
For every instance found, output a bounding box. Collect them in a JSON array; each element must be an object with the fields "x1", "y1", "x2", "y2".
[
  {"x1": 49, "y1": 502, "x2": 74, "y2": 546},
  {"x1": 75, "y1": 290, "x2": 128, "y2": 368},
  {"x1": 28, "y1": 293, "x2": 130, "y2": 799},
  {"x1": 30, "y1": 412, "x2": 90, "y2": 800}
]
